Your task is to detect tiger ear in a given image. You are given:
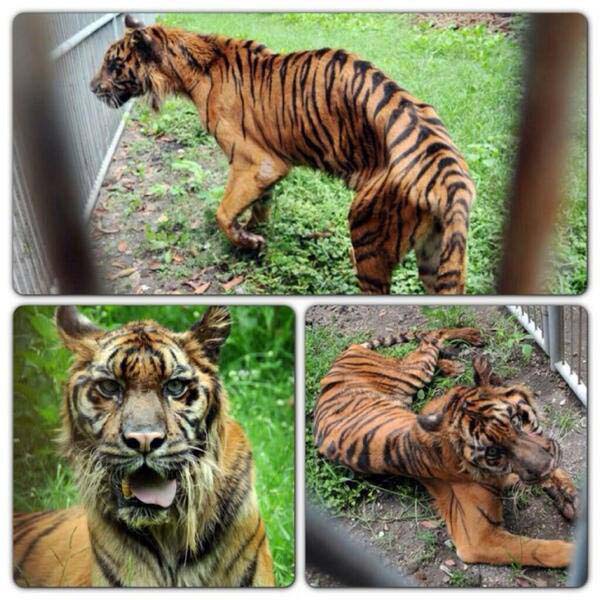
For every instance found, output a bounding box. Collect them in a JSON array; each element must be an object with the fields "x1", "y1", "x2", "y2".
[
  {"x1": 185, "y1": 307, "x2": 231, "y2": 361},
  {"x1": 124, "y1": 14, "x2": 145, "y2": 30},
  {"x1": 55, "y1": 306, "x2": 103, "y2": 358},
  {"x1": 417, "y1": 412, "x2": 443, "y2": 433},
  {"x1": 472, "y1": 354, "x2": 502, "y2": 386}
]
